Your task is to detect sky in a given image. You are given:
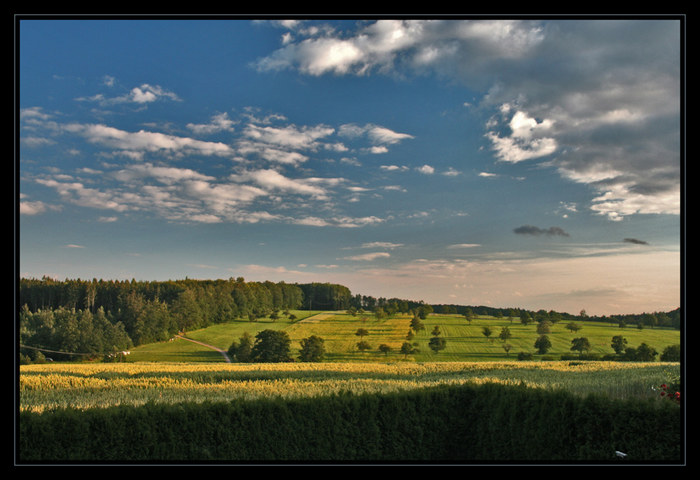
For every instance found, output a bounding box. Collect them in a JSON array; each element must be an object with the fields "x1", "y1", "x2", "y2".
[{"x1": 17, "y1": 16, "x2": 684, "y2": 316}]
